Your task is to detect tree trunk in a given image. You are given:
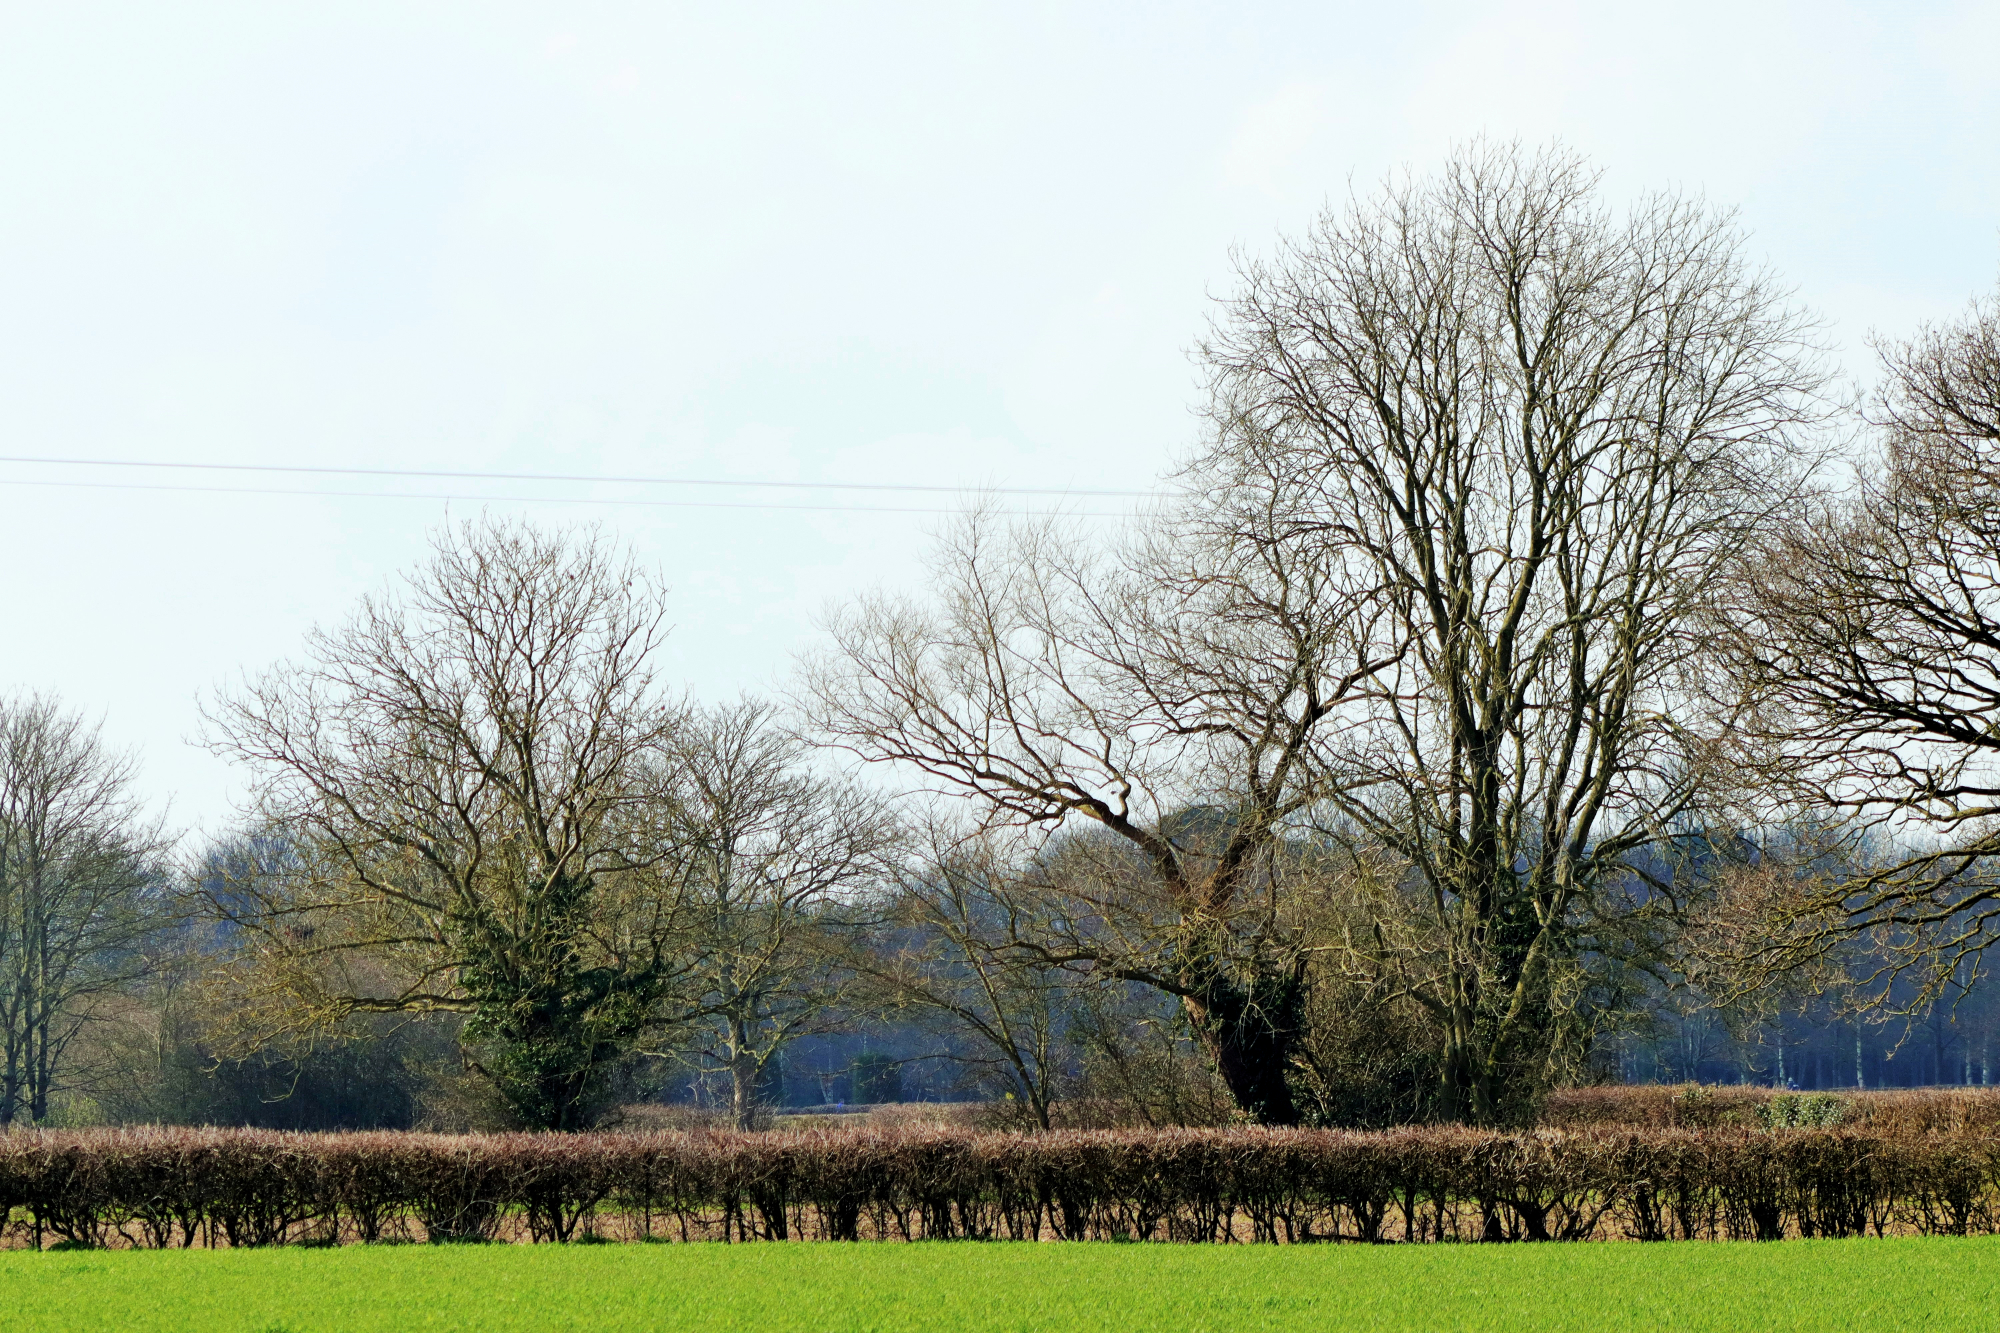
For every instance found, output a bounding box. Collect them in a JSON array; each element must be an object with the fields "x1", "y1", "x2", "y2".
[
  {"x1": 0, "y1": 1046, "x2": 19, "y2": 1124},
  {"x1": 729, "y1": 1057, "x2": 758, "y2": 1131},
  {"x1": 1439, "y1": 1022, "x2": 1492, "y2": 1126},
  {"x1": 727, "y1": 1014, "x2": 762, "y2": 1131},
  {"x1": 1182, "y1": 965, "x2": 1303, "y2": 1126},
  {"x1": 29, "y1": 1007, "x2": 50, "y2": 1122}
]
